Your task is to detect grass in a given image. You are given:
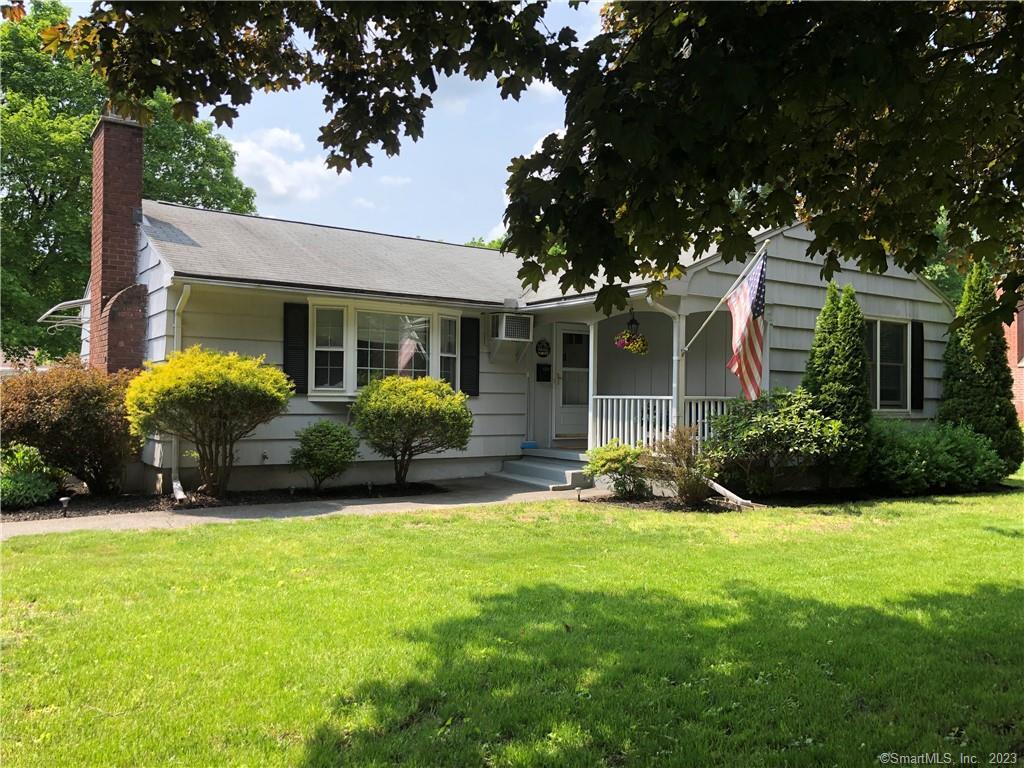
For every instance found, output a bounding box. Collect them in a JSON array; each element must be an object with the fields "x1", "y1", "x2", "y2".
[{"x1": 3, "y1": 482, "x2": 1022, "y2": 767}]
